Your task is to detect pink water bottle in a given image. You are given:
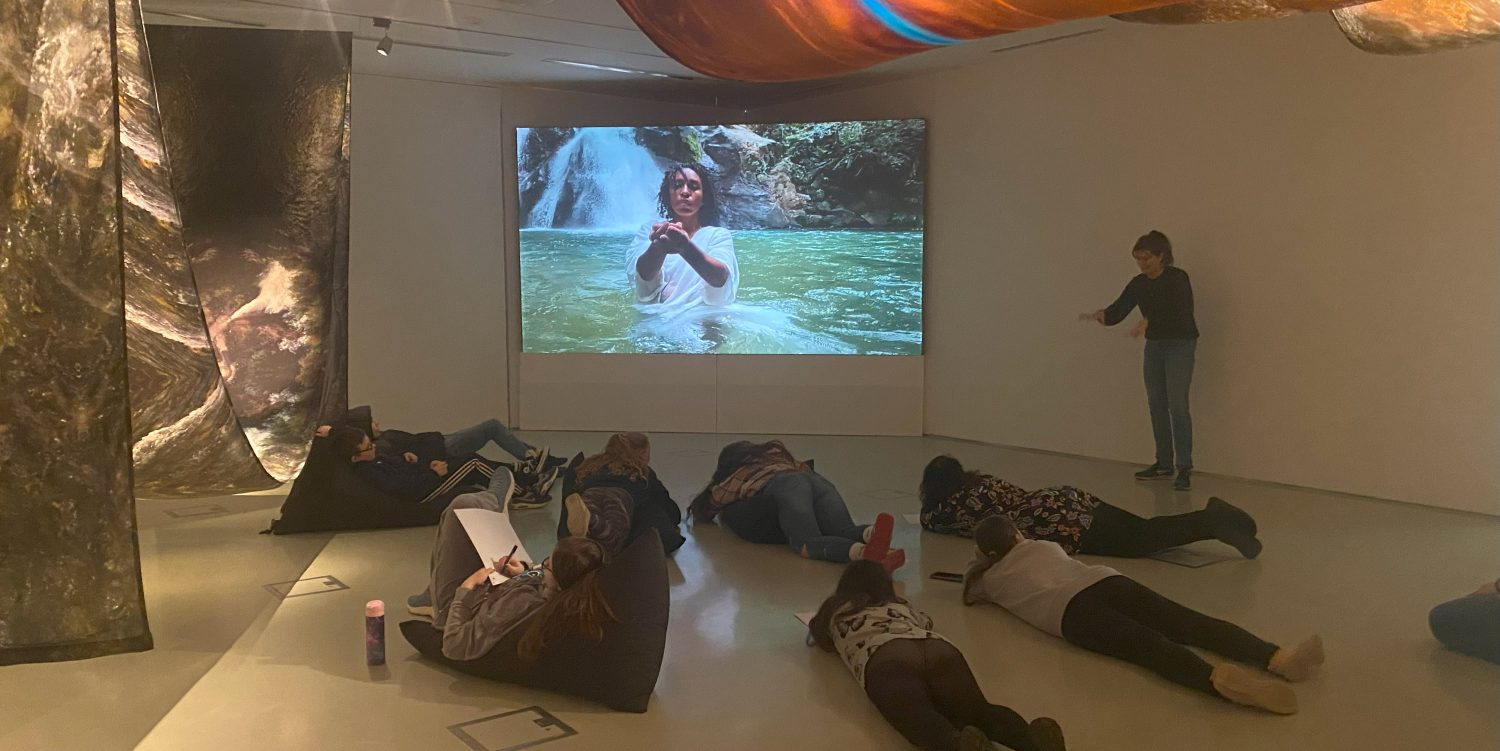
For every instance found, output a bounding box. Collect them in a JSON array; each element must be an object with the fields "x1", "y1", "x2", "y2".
[{"x1": 365, "y1": 600, "x2": 386, "y2": 666}]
